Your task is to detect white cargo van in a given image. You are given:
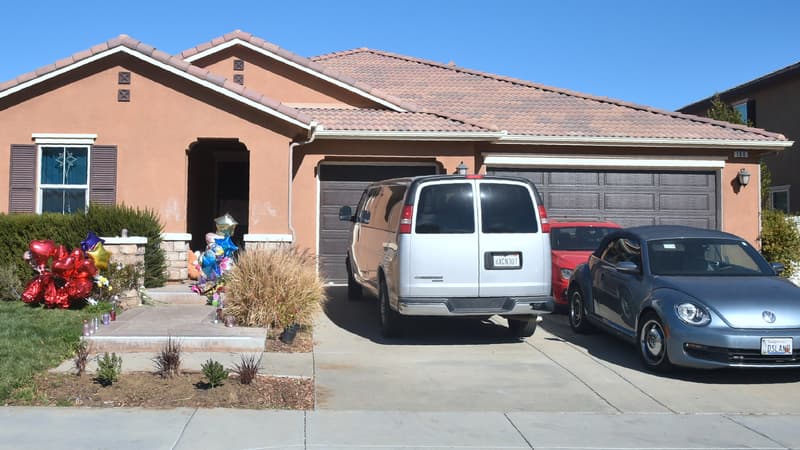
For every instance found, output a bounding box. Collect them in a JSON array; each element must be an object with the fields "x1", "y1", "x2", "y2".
[{"x1": 339, "y1": 174, "x2": 554, "y2": 338}]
